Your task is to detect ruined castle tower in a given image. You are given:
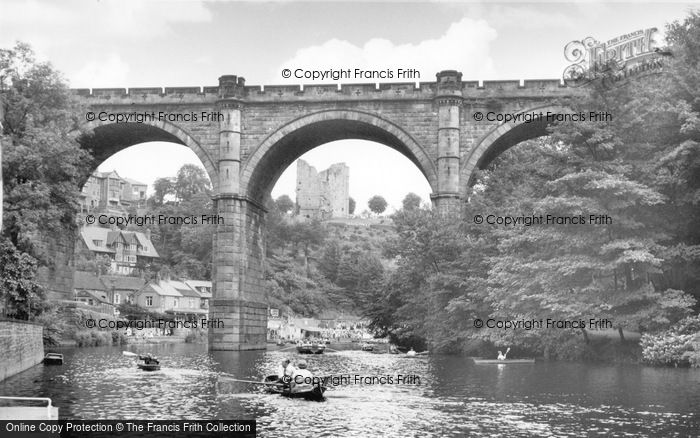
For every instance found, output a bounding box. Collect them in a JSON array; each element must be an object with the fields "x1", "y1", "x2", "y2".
[{"x1": 296, "y1": 159, "x2": 349, "y2": 220}]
